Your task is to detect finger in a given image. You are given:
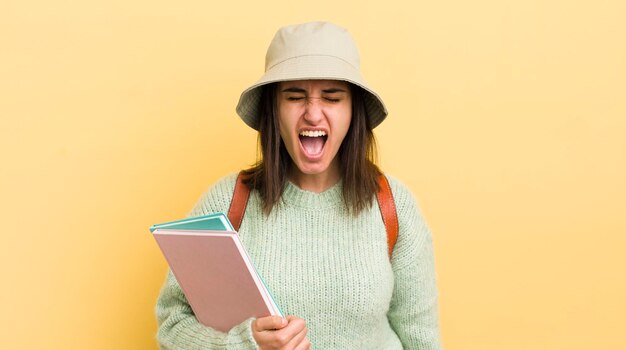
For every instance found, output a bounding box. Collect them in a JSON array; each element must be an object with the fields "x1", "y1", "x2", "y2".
[
  {"x1": 282, "y1": 316, "x2": 306, "y2": 334},
  {"x1": 252, "y1": 317, "x2": 291, "y2": 348},
  {"x1": 264, "y1": 317, "x2": 306, "y2": 348},
  {"x1": 253, "y1": 315, "x2": 288, "y2": 332},
  {"x1": 294, "y1": 337, "x2": 311, "y2": 350},
  {"x1": 284, "y1": 326, "x2": 308, "y2": 350}
]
